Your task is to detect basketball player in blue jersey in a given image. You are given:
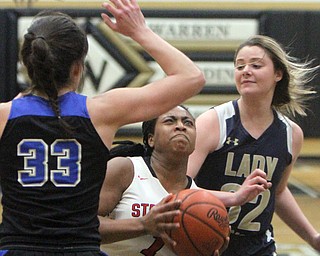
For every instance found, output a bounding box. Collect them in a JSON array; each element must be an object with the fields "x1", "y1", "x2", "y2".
[
  {"x1": 187, "y1": 35, "x2": 320, "y2": 255},
  {"x1": 98, "y1": 106, "x2": 271, "y2": 256},
  {"x1": 0, "y1": 0, "x2": 206, "y2": 254}
]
